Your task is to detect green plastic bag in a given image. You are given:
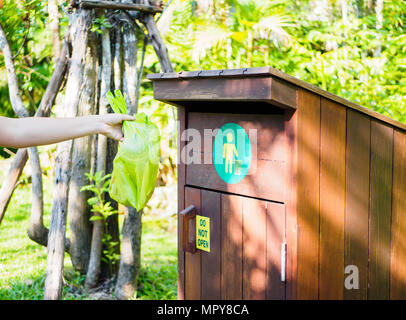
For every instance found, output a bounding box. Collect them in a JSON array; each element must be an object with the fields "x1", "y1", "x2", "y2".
[{"x1": 107, "y1": 90, "x2": 161, "y2": 211}]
